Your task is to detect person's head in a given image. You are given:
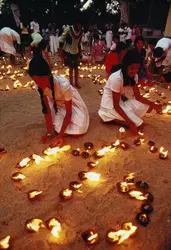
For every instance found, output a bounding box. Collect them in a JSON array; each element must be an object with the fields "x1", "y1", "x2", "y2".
[
  {"x1": 134, "y1": 36, "x2": 144, "y2": 50},
  {"x1": 153, "y1": 47, "x2": 164, "y2": 58},
  {"x1": 116, "y1": 42, "x2": 127, "y2": 61},
  {"x1": 74, "y1": 23, "x2": 82, "y2": 32},
  {"x1": 121, "y1": 50, "x2": 141, "y2": 85}
]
